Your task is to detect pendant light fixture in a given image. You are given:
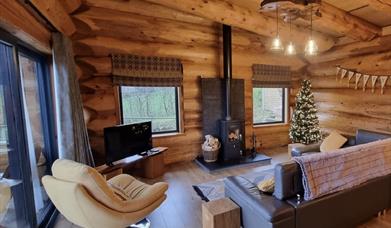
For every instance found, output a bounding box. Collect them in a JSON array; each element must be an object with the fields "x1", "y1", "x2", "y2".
[
  {"x1": 285, "y1": 16, "x2": 296, "y2": 56},
  {"x1": 304, "y1": 5, "x2": 318, "y2": 56},
  {"x1": 270, "y1": 5, "x2": 284, "y2": 52}
]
